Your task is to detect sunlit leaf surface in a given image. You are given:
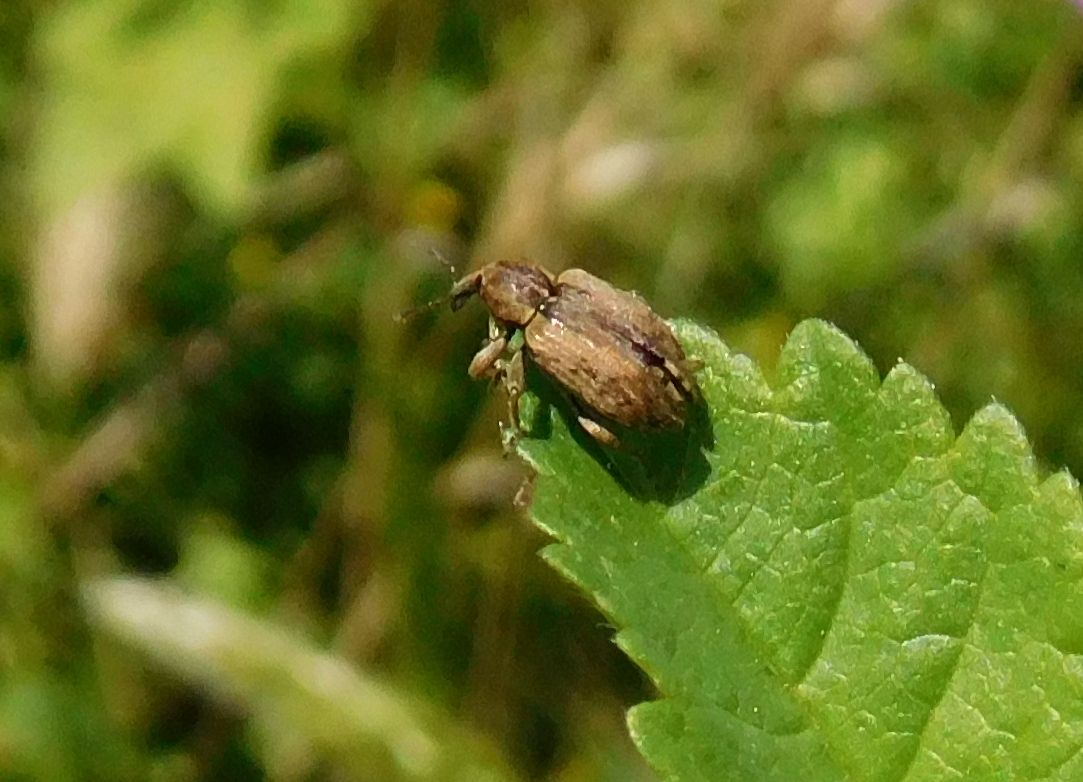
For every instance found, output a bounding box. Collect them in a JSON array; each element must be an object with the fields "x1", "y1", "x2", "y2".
[{"x1": 520, "y1": 320, "x2": 1083, "y2": 781}]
